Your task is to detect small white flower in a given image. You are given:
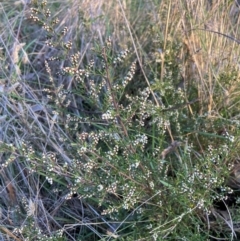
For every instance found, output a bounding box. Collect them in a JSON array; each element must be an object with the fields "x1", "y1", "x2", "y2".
[
  {"x1": 102, "y1": 110, "x2": 113, "y2": 120},
  {"x1": 27, "y1": 199, "x2": 36, "y2": 216},
  {"x1": 97, "y1": 185, "x2": 104, "y2": 191}
]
